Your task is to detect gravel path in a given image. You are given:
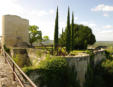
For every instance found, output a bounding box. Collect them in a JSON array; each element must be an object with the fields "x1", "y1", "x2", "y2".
[{"x1": 0, "y1": 55, "x2": 20, "y2": 87}]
